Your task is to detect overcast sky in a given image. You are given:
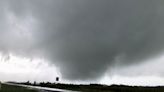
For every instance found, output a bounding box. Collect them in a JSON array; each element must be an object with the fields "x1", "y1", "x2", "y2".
[{"x1": 1, "y1": 0, "x2": 164, "y2": 86}]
